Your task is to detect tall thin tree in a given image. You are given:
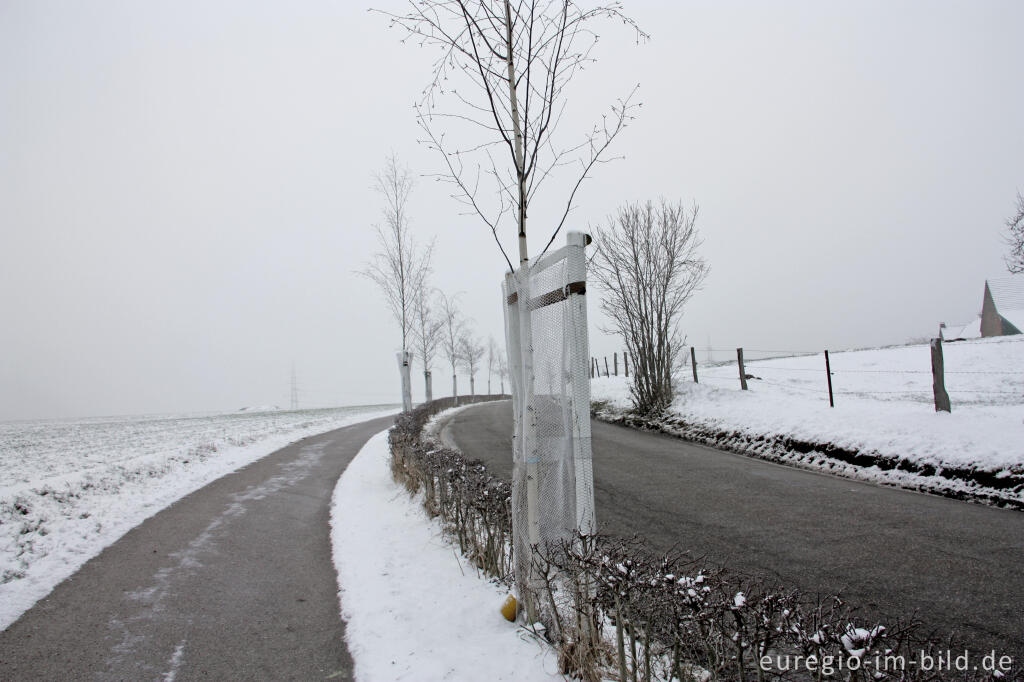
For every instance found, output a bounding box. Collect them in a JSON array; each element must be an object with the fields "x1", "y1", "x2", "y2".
[
  {"x1": 1005, "y1": 191, "x2": 1024, "y2": 274},
  {"x1": 497, "y1": 353, "x2": 509, "y2": 395},
  {"x1": 359, "y1": 154, "x2": 433, "y2": 411},
  {"x1": 382, "y1": 1, "x2": 646, "y2": 268},
  {"x1": 413, "y1": 287, "x2": 445, "y2": 401},
  {"x1": 438, "y1": 290, "x2": 465, "y2": 405},
  {"x1": 486, "y1": 335, "x2": 499, "y2": 394},
  {"x1": 459, "y1": 329, "x2": 486, "y2": 396}
]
